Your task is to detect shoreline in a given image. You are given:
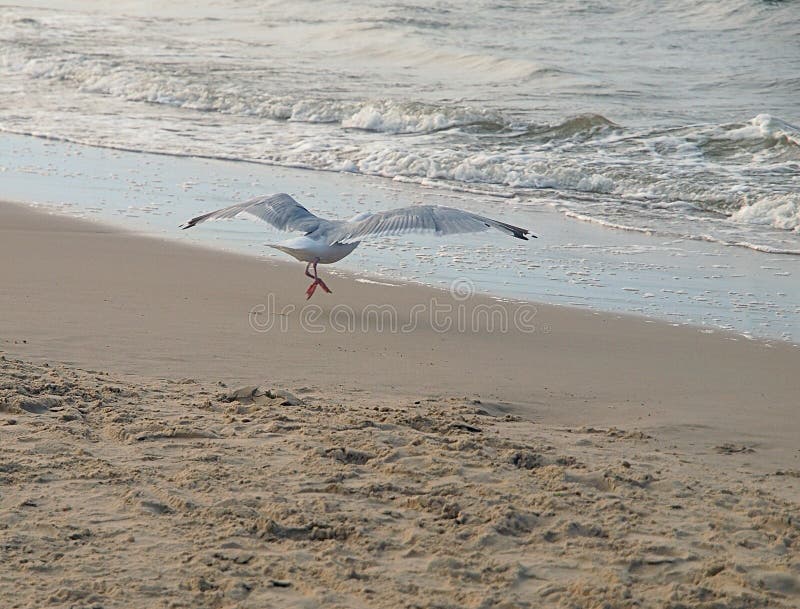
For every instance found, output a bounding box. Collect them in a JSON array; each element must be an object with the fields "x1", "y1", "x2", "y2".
[
  {"x1": 6, "y1": 128, "x2": 800, "y2": 256},
  {"x1": 7, "y1": 195, "x2": 796, "y2": 348},
  {"x1": 3, "y1": 132, "x2": 799, "y2": 344}
]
